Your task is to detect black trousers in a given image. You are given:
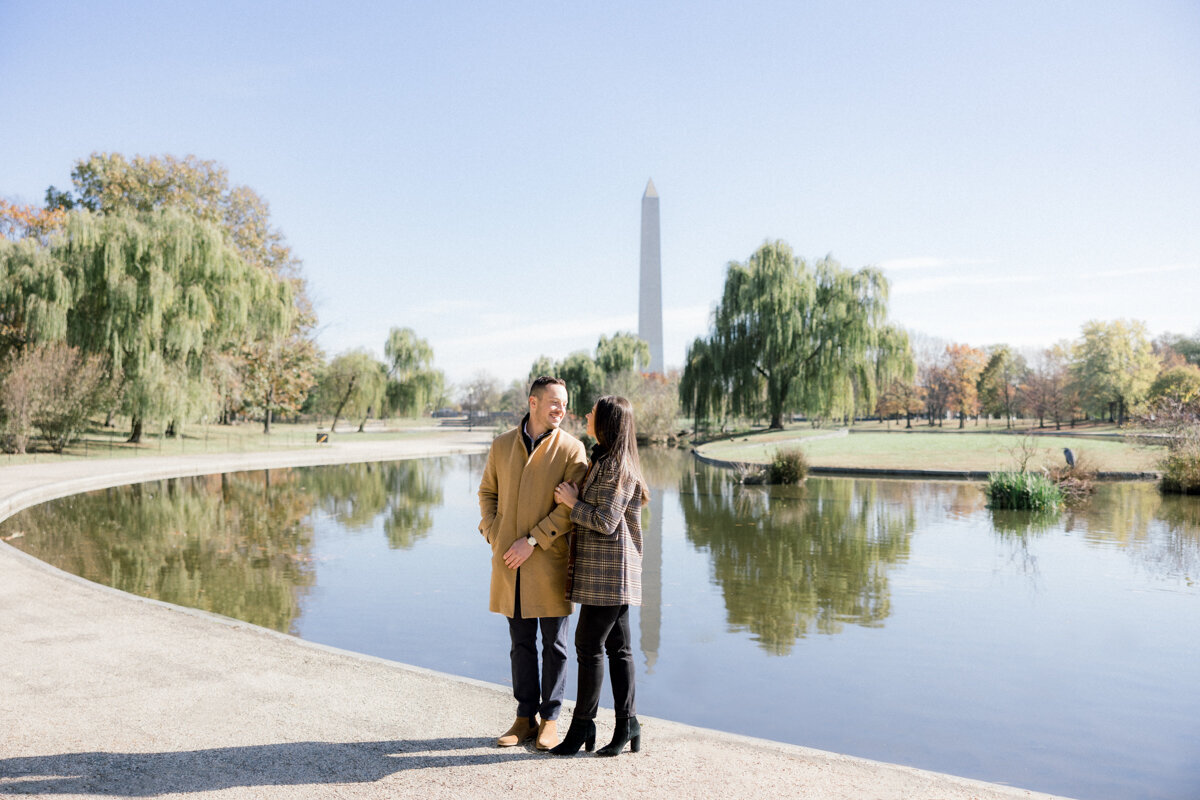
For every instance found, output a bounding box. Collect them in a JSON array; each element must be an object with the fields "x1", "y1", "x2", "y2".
[
  {"x1": 572, "y1": 603, "x2": 636, "y2": 720},
  {"x1": 507, "y1": 570, "x2": 569, "y2": 721}
]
